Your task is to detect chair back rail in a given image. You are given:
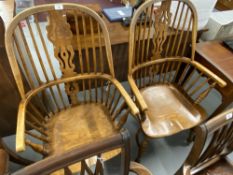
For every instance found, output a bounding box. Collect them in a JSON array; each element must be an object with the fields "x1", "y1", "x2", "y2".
[
  {"x1": 5, "y1": 3, "x2": 114, "y2": 109},
  {"x1": 128, "y1": 0, "x2": 197, "y2": 73},
  {"x1": 131, "y1": 57, "x2": 220, "y2": 105}
]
